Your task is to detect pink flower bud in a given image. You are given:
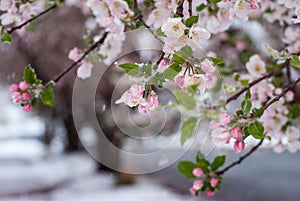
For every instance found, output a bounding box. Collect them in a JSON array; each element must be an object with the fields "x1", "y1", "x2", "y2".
[
  {"x1": 230, "y1": 127, "x2": 242, "y2": 140},
  {"x1": 285, "y1": 91, "x2": 294, "y2": 102},
  {"x1": 189, "y1": 187, "x2": 197, "y2": 195},
  {"x1": 19, "y1": 81, "x2": 29, "y2": 91},
  {"x1": 206, "y1": 190, "x2": 215, "y2": 197},
  {"x1": 12, "y1": 92, "x2": 22, "y2": 104},
  {"x1": 234, "y1": 140, "x2": 245, "y2": 153},
  {"x1": 218, "y1": 112, "x2": 231, "y2": 126},
  {"x1": 22, "y1": 92, "x2": 31, "y2": 101},
  {"x1": 9, "y1": 84, "x2": 19, "y2": 93},
  {"x1": 192, "y1": 168, "x2": 204, "y2": 177},
  {"x1": 159, "y1": 59, "x2": 168, "y2": 67},
  {"x1": 23, "y1": 104, "x2": 32, "y2": 112},
  {"x1": 193, "y1": 180, "x2": 203, "y2": 191},
  {"x1": 138, "y1": 103, "x2": 149, "y2": 114},
  {"x1": 210, "y1": 177, "x2": 219, "y2": 187},
  {"x1": 175, "y1": 76, "x2": 184, "y2": 88}
]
